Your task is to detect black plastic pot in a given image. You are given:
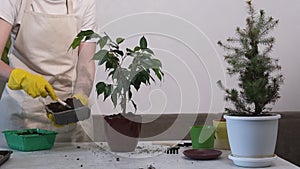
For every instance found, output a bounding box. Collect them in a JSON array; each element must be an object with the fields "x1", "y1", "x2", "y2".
[
  {"x1": 45, "y1": 98, "x2": 90, "y2": 125},
  {"x1": 104, "y1": 113, "x2": 142, "y2": 152}
]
